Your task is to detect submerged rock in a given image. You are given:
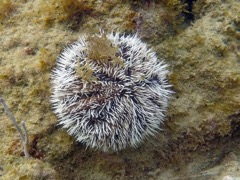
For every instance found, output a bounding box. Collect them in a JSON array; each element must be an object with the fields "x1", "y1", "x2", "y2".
[{"x1": 0, "y1": 0, "x2": 239, "y2": 179}]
